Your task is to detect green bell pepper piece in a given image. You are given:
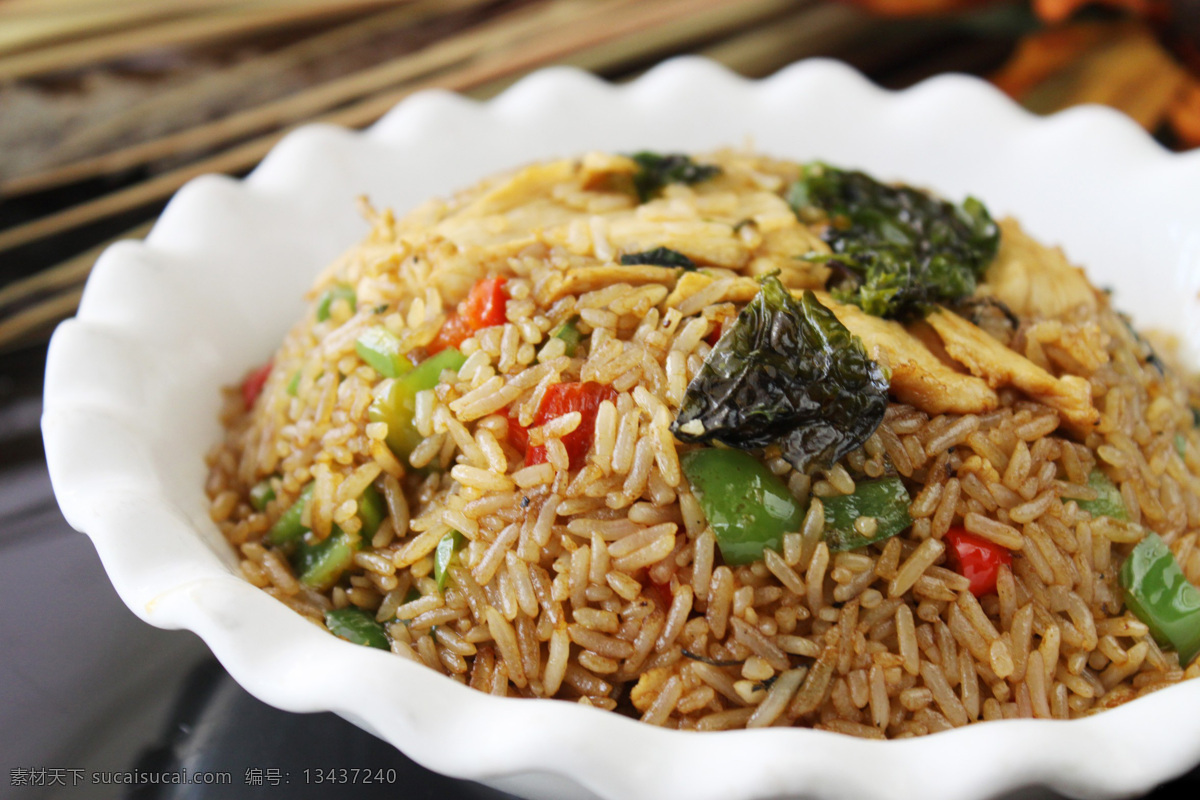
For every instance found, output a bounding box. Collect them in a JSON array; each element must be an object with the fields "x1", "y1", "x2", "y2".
[
  {"x1": 434, "y1": 531, "x2": 466, "y2": 592},
  {"x1": 285, "y1": 370, "x2": 301, "y2": 396},
  {"x1": 1077, "y1": 469, "x2": 1127, "y2": 520},
  {"x1": 271, "y1": 482, "x2": 383, "y2": 545},
  {"x1": 295, "y1": 527, "x2": 360, "y2": 590},
  {"x1": 552, "y1": 317, "x2": 582, "y2": 357},
  {"x1": 822, "y1": 477, "x2": 913, "y2": 552},
  {"x1": 1175, "y1": 434, "x2": 1187, "y2": 459},
  {"x1": 358, "y1": 484, "x2": 386, "y2": 540},
  {"x1": 267, "y1": 483, "x2": 314, "y2": 545},
  {"x1": 369, "y1": 348, "x2": 467, "y2": 461},
  {"x1": 355, "y1": 325, "x2": 412, "y2": 379},
  {"x1": 324, "y1": 607, "x2": 389, "y2": 650},
  {"x1": 1120, "y1": 532, "x2": 1200, "y2": 666},
  {"x1": 316, "y1": 283, "x2": 356, "y2": 322},
  {"x1": 249, "y1": 478, "x2": 276, "y2": 512},
  {"x1": 681, "y1": 448, "x2": 804, "y2": 565}
]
